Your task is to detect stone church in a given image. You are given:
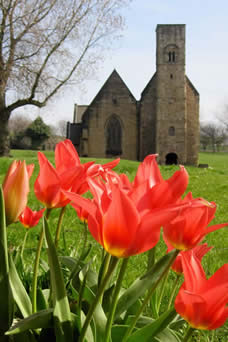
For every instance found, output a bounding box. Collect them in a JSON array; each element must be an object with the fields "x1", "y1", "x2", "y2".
[{"x1": 67, "y1": 24, "x2": 199, "y2": 165}]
